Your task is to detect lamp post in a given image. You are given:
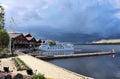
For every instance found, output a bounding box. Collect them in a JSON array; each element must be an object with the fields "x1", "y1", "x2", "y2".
[{"x1": 8, "y1": 36, "x2": 12, "y2": 55}]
